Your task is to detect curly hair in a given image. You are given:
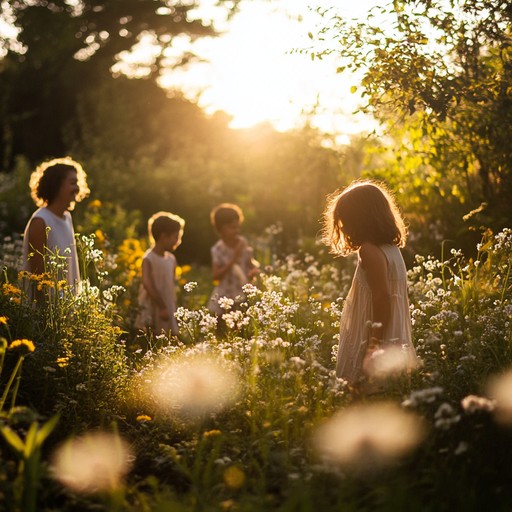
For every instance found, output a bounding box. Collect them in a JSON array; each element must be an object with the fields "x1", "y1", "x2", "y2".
[
  {"x1": 322, "y1": 180, "x2": 408, "y2": 256},
  {"x1": 29, "y1": 157, "x2": 90, "y2": 208},
  {"x1": 210, "y1": 203, "x2": 244, "y2": 232}
]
